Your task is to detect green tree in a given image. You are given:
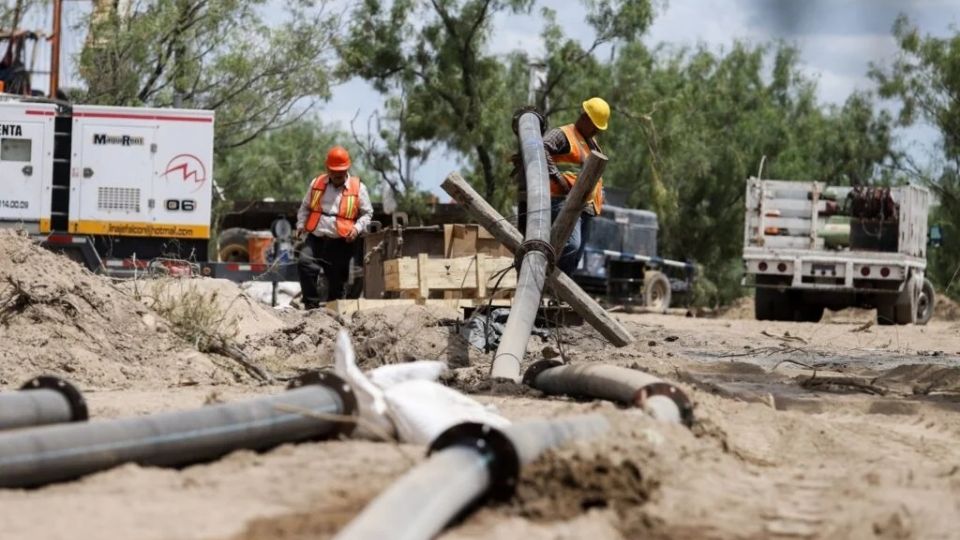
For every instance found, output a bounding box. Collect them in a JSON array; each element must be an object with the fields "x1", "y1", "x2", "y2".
[
  {"x1": 870, "y1": 15, "x2": 960, "y2": 297},
  {"x1": 215, "y1": 119, "x2": 374, "y2": 202},
  {"x1": 76, "y1": 0, "x2": 340, "y2": 153}
]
